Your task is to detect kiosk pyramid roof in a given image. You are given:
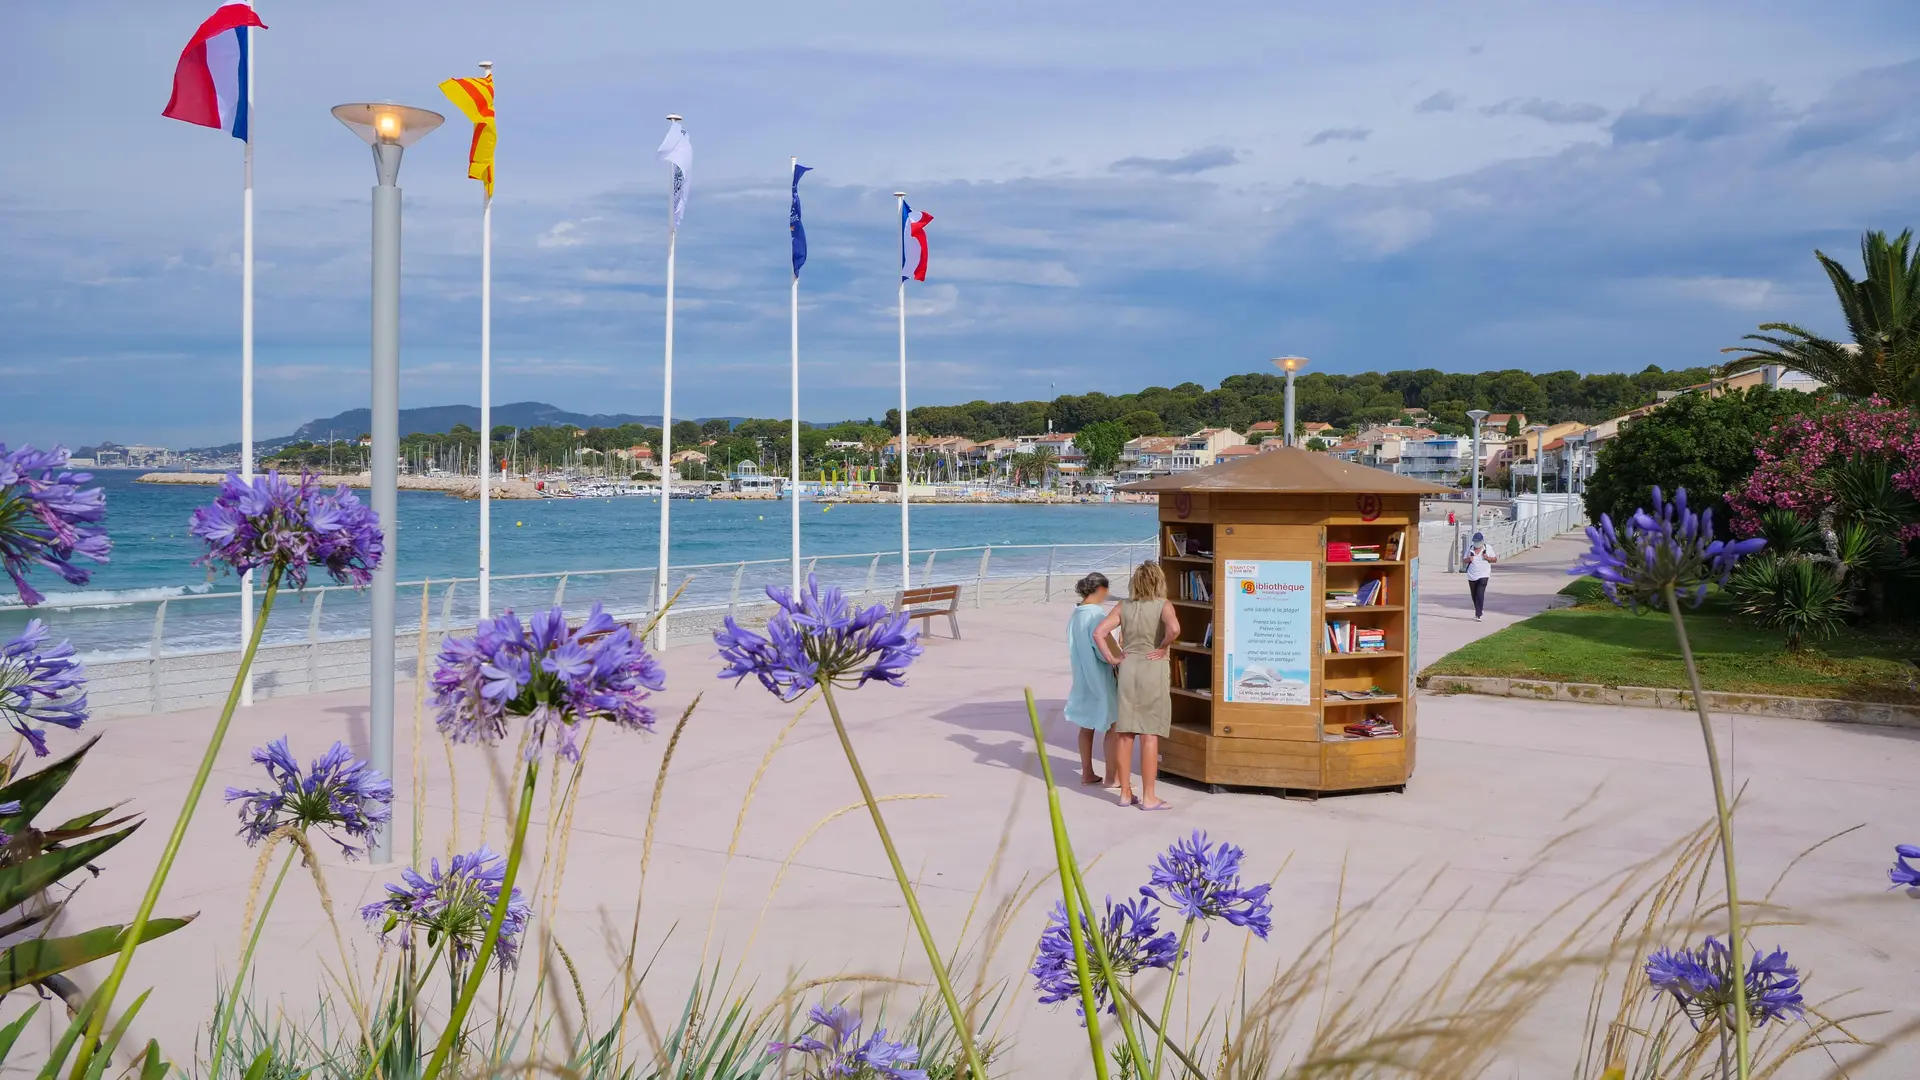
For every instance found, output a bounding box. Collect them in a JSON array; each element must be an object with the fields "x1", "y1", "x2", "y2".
[{"x1": 1119, "y1": 446, "x2": 1450, "y2": 495}]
